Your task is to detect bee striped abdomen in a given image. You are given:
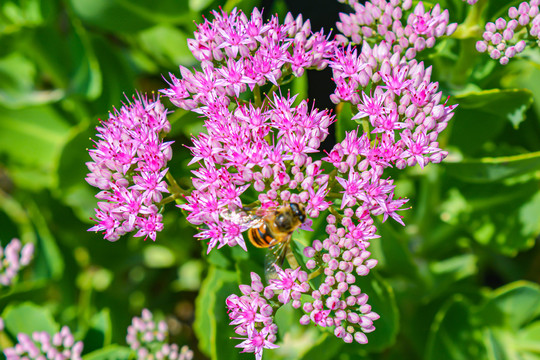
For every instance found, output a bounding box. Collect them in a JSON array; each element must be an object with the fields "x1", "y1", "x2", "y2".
[{"x1": 248, "y1": 226, "x2": 274, "y2": 248}]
